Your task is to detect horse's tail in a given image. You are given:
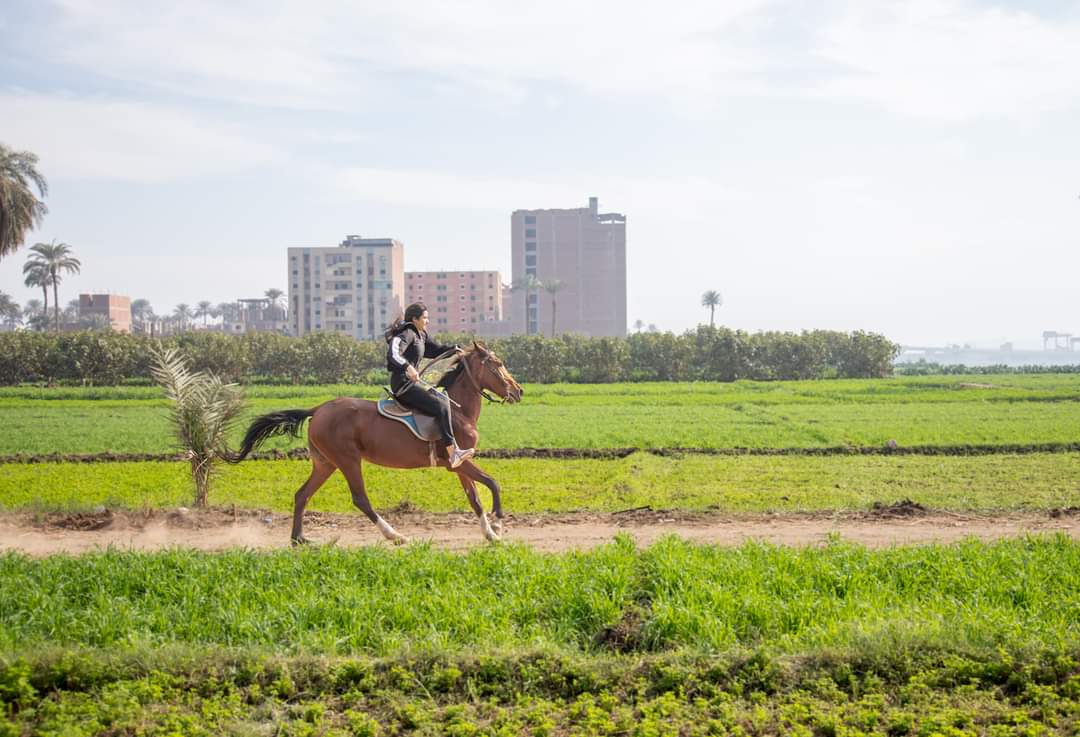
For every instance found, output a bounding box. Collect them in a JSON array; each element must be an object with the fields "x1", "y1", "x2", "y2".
[{"x1": 223, "y1": 408, "x2": 315, "y2": 463}]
